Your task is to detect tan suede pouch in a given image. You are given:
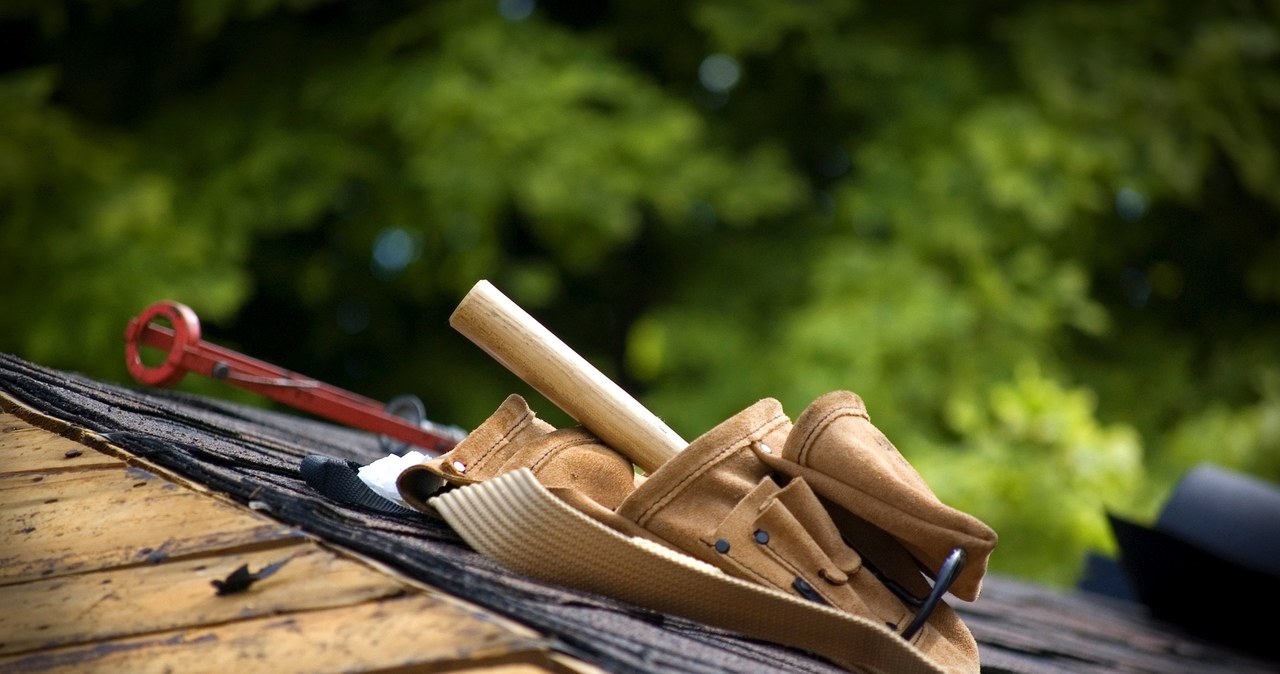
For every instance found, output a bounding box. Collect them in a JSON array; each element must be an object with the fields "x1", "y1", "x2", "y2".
[
  {"x1": 614, "y1": 397, "x2": 981, "y2": 670},
  {"x1": 397, "y1": 394, "x2": 635, "y2": 513},
  {"x1": 401, "y1": 391, "x2": 989, "y2": 673},
  {"x1": 757, "y1": 390, "x2": 997, "y2": 601},
  {"x1": 615, "y1": 398, "x2": 791, "y2": 559}
]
